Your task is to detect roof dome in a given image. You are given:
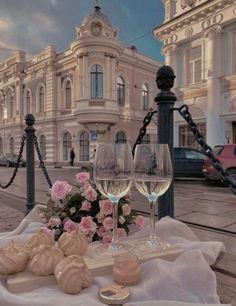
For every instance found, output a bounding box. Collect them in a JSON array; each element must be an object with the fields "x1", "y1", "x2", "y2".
[
  {"x1": 76, "y1": 5, "x2": 118, "y2": 39},
  {"x1": 82, "y1": 5, "x2": 113, "y2": 28}
]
